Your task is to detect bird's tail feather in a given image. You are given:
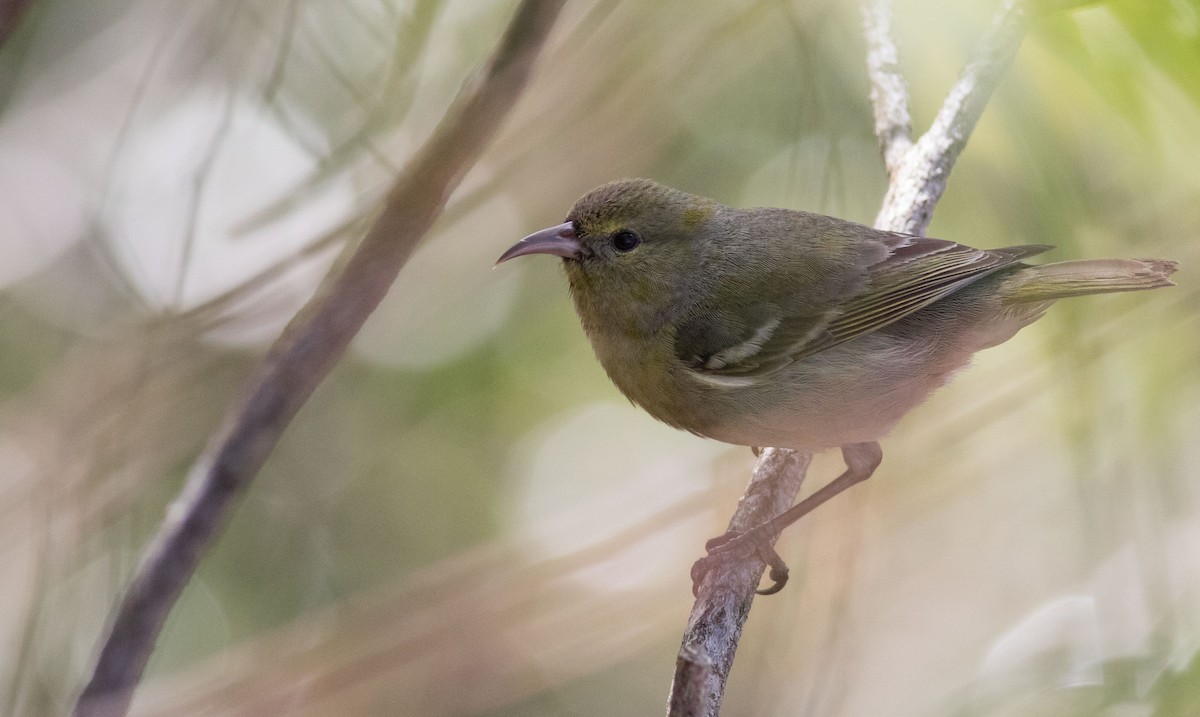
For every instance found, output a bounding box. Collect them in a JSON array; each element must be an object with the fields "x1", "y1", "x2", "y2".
[{"x1": 1001, "y1": 258, "x2": 1178, "y2": 304}]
